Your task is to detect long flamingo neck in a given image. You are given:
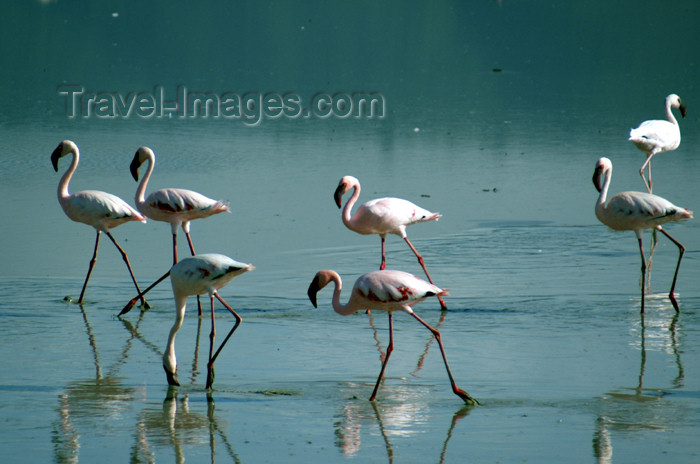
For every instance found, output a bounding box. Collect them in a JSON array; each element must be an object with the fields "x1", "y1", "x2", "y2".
[
  {"x1": 135, "y1": 153, "x2": 154, "y2": 206},
  {"x1": 330, "y1": 275, "x2": 356, "y2": 316},
  {"x1": 596, "y1": 169, "x2": 611, "y2": 212},
  {"x1": 342, "y1": 183, "x2": 360, "y2": 228},
  {"x1": 58, "y1": 149, "x2": 79, "y2": 200},
  {"x1": 666, "y1": 100, "x2": 678, "y2": 126},
  {"x1": 163, "y1": 293, "x2": 187, "y2": 370}
]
